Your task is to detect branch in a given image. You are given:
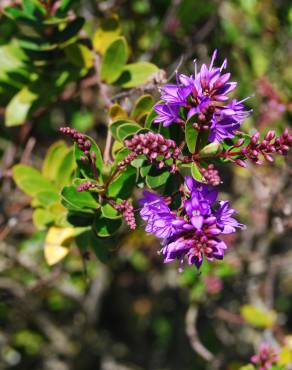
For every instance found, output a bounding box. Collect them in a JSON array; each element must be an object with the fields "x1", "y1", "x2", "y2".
[{"x1": 185, "y1": 304, "x2": 214, "y2": 362}]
